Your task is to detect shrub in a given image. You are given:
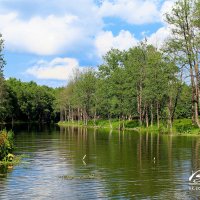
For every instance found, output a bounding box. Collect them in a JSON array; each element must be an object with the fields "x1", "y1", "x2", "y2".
[{"x1": 0, "y1": 130, "x2": 14, "y2": 161}]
